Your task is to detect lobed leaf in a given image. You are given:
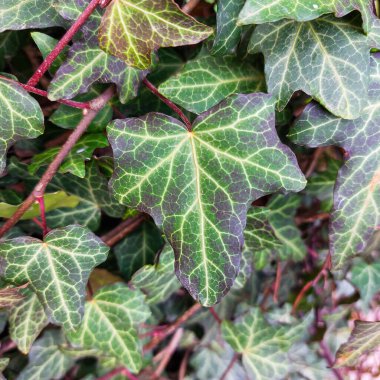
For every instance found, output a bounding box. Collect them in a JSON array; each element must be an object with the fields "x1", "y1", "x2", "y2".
[
  {"x1": 0, "y1": 225, "x2": 109, "y2": 331},
  {"x1": 108, "y1": 93, "x2": 306, "y2": 305}
]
